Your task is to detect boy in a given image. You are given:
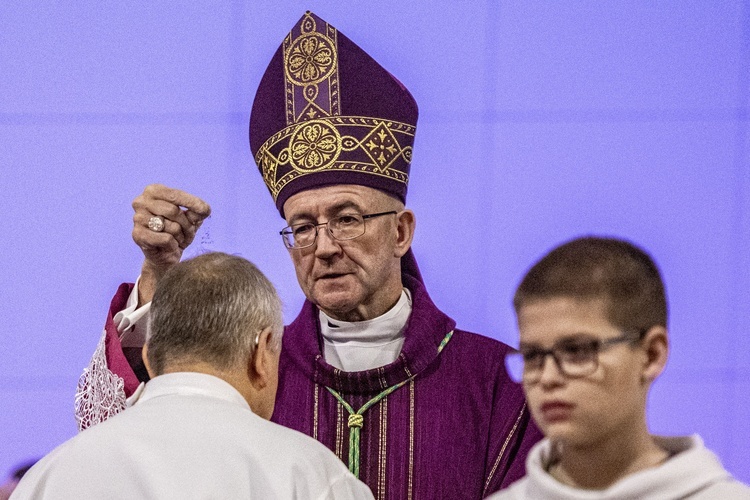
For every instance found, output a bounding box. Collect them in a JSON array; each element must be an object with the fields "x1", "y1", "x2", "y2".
[{"x1": 492, "y1": 236, "x2": 749, "y2": 499}]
